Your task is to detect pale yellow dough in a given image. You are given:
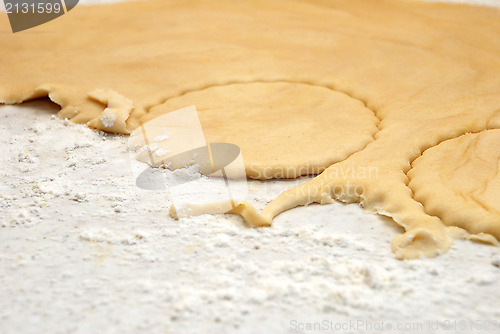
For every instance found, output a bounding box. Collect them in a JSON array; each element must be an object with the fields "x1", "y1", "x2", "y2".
[
  {"x1": 2, "y1": 0, "x2": 500, "y2": 258},
  {"x1": 408, "y1": 130, "x2": 500, "y2": 242},
  {"x1": 144, "y1": 82, "x2": 379, "y2": 179}
]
